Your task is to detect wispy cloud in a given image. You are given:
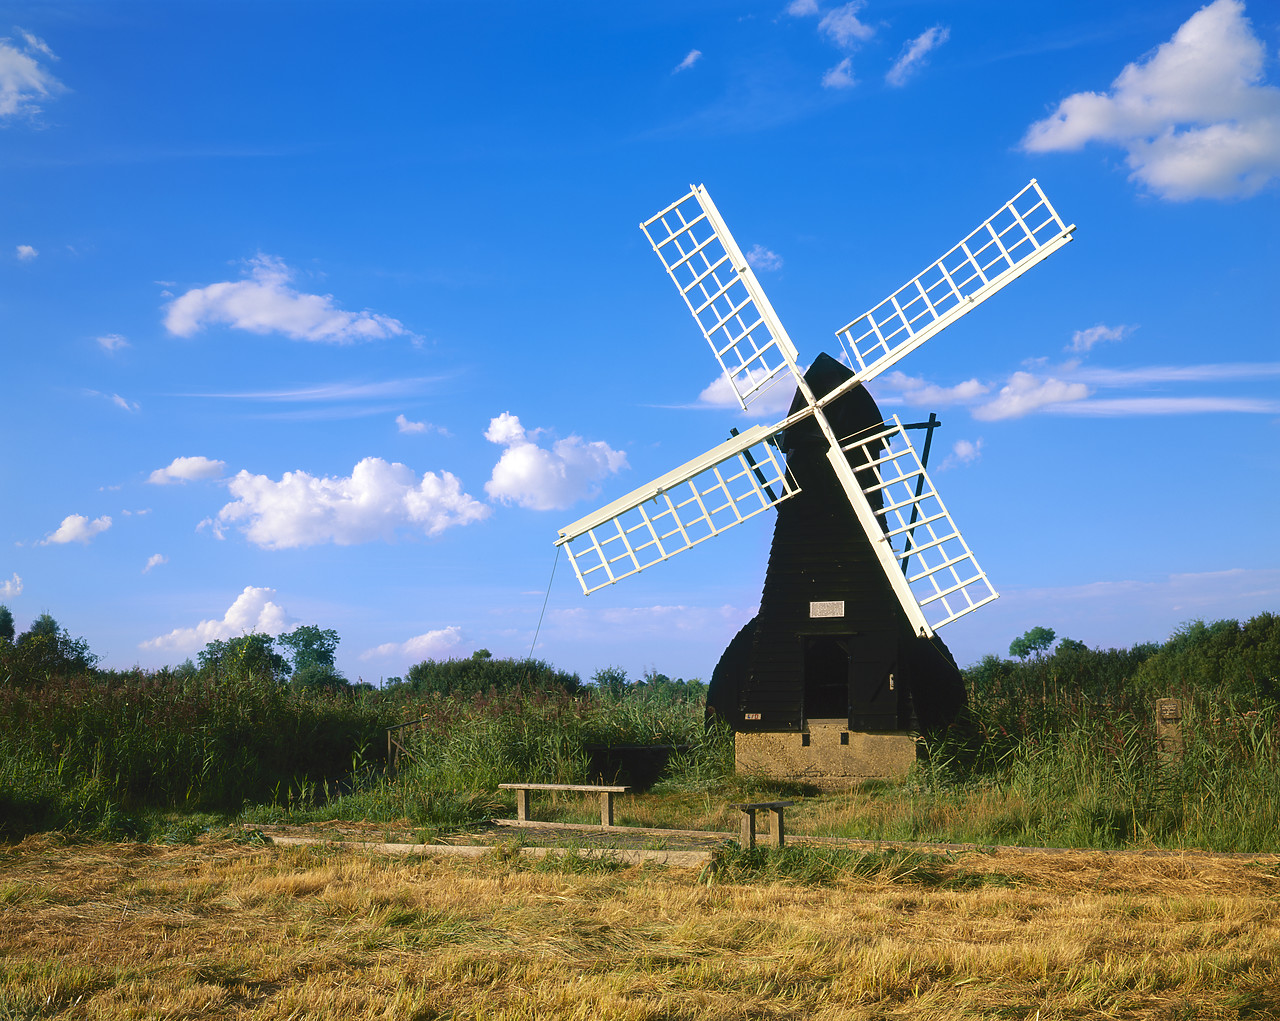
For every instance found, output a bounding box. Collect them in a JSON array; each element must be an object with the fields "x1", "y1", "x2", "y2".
[
  {"x1": 85, "y1": 389, "x2": 140, "y2": 412},
  {"x1": 1069, "y1": 323, "x2": 1133, "y2": 353},
  {"x1": 745, "y1": 243, "x2": 782, "y2": 271},
  {"x1": 0, "y1": 30, "x2": 64, "y2": 121},
  {"x1": 15, "y1": 244, "x2": 37, "y2": 260},
  {"x1": 1022, "y1": 0, "x2": 1280, "y2": 200},
  {"x1": 822, "y1": 57, "x2": 856, "y2": 89},
  {"x1": 819, "y1": 2, "x2": 875, "y2": 47},
  {"x1": 941, "y1": 438, "x2": 983, "y2": 469},
  {"x1": 172, "y1": 377, "x2": 443, "y2": 402},
  {"x1": 971, "y1": 372, "x2": 1090, "y2": 420},
  {"x1": 673, "y1": 49, "x2": 702, "y2": 74},
  {"x1": 1069, "y1": 362, "x2": 1280, "y2": 385},
  {"x1": 165, "y1": 255, "x2": 413, "y2": 343},
  {"x1": 1055, "y1": 396, "x2": 1280, "y2": 416},
  {"x1": 886, "y1": 25, "x2": 949, "y2": 87},
  {"x1": 96, "y1": 333, "x2": 129, "y2": 353},
  {"x1": 142, "y1": 554, "x2": 168, "y2": 574}
]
